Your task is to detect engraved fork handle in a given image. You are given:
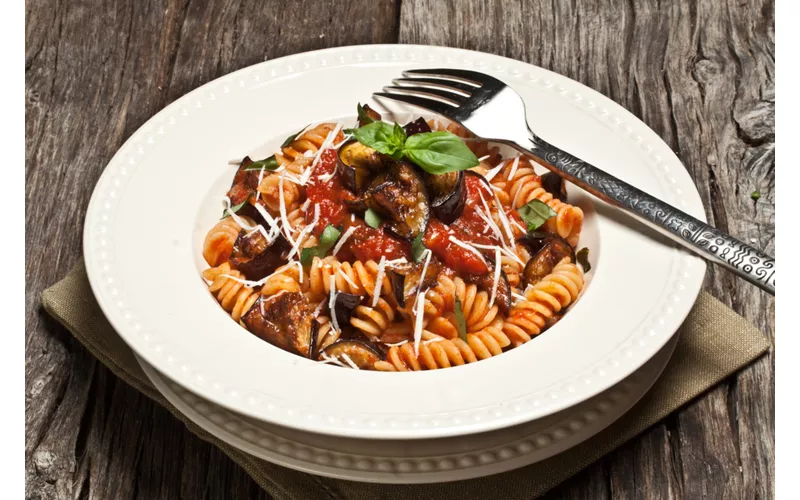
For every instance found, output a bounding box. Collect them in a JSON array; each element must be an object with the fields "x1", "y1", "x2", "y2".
[{"x1": 515, "y1": 132, "x2": 775, "y2": 295}]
